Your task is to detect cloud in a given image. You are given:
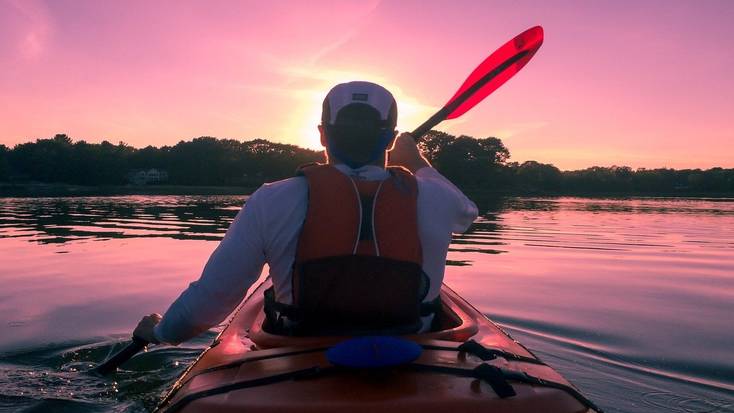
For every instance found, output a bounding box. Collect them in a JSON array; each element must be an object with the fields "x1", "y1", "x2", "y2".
[
  {"x1": 3, "y1": 0, "x2": 52, "y2": 60},
  {"x1": 305, "y1": 0, "x2": 381, "y2": 66}
]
